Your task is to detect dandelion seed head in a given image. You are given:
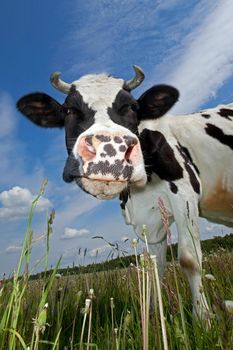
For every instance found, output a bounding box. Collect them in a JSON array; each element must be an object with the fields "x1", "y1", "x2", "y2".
[
  {"x1": 131, "y1": 238, "x2": 138, "y2": 248},
  {"x1": 110, "y1": 297, "x2": 115, "y2": 309},
  {"x1": 85, "y1": 298, "x2": 91, "y2": 307},
  {"x1": 150, "y1": 254, "x2": 157, "y2": 267},
  {"x1": 224, "y1": 300, "x2": 233, "y2": 314},
  {"x1": 140, "y1": 254, "x2": 145, "y2": 267}
]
